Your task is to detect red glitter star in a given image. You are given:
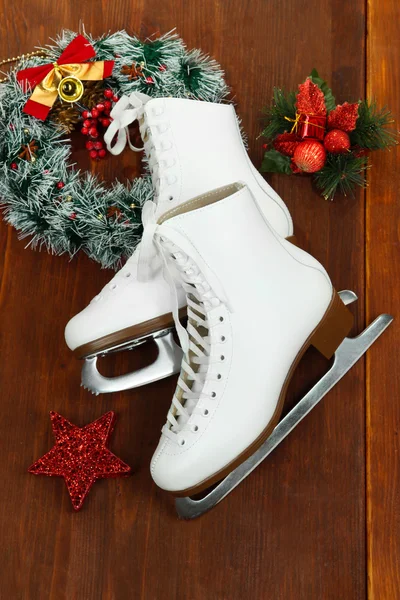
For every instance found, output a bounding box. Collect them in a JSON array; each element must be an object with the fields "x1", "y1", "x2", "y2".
[{"x1": 29, "y1": 411, "x2": 131, "y2": 511}]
